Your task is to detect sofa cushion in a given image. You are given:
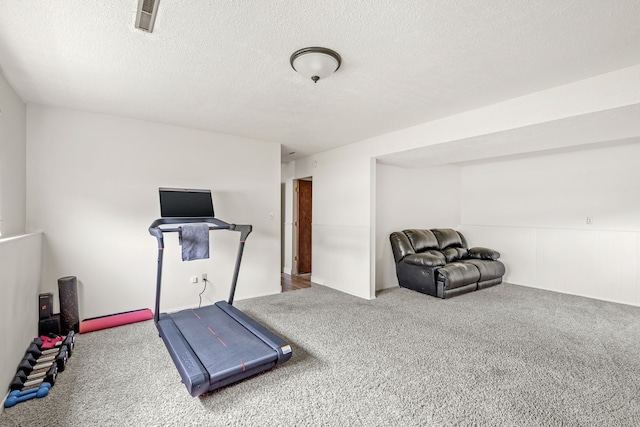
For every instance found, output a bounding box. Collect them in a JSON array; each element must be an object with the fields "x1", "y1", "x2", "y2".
[
  {"x1": 437, "y1": 262, "x2": 480, "y2": 290},
  {"x1": 461, "y1": 259, "x2": 505, "y2": 282},
  {"x1": 404, "y1": 229, "x2": 438, "y2": 253},
  {"x1": 432, "y1": 229, "x2": 464, "y2": 250},
  {"x1": 441, "y1": 247, "x2": 468, "y2": 262}
]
